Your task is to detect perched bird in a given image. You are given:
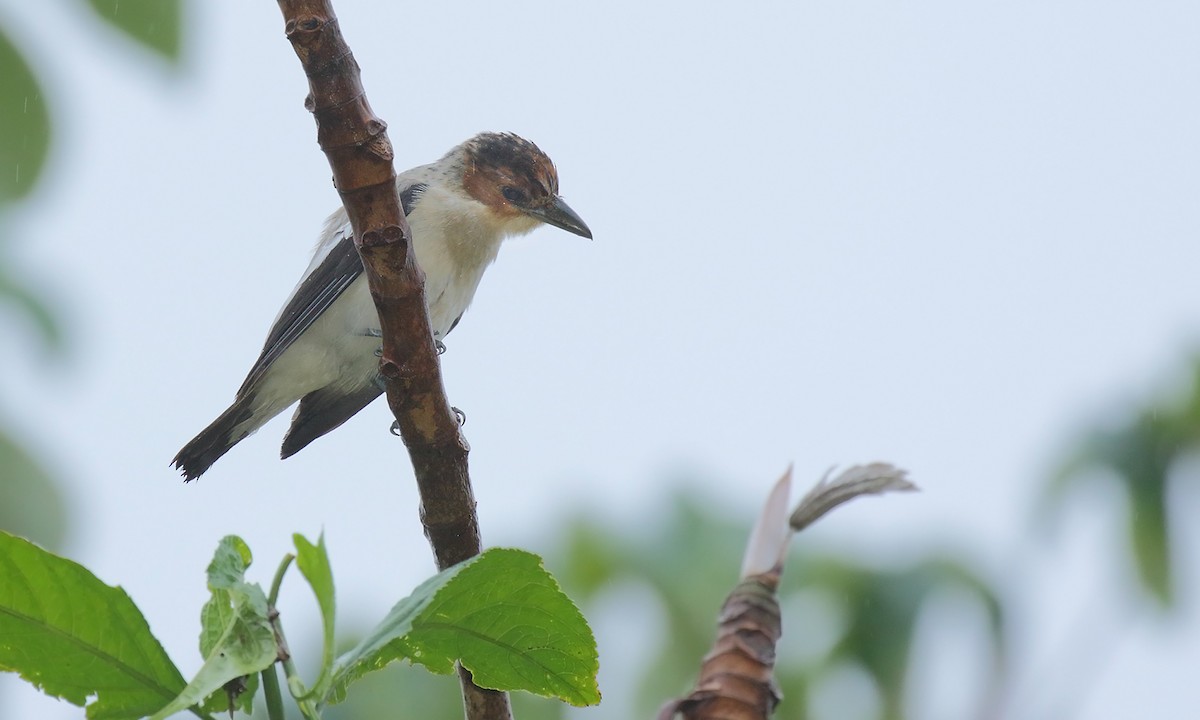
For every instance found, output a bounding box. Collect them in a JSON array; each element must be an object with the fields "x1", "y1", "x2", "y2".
[{"x1": 172, "y1": 132, "x2": 591, "y2": 481}]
